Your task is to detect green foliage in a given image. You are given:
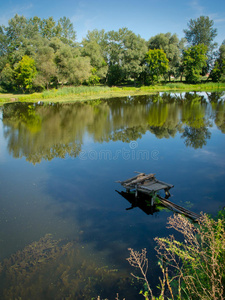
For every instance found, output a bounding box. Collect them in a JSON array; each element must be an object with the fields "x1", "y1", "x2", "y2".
[
  {"x1": 0, "y1": 63, "x2": 14, "y2": 90},
  {"x1": 184, "y1": 16, "x2": 218, "y2": 74},
  {"x1": 0, "y1": 14, "x2": 222, "y2": 90},
  {"x1": 104, "y1": 28, "x2": 147, "y2": 85},
  {"x1": 82, "y1": 40, "x2": 108, "y2": 82},
  {"x1": 14, "y1": 55, "x2": 37, "y2": 92},
  {"x1": 127, "y1": 212, "x2": 225, "y2": 299},
  {"x1": 184, "y1": 16, "x2": 217, "y2": 50},
  {"x1": 155, "y1": 213, "x2": 225, "y2": 299},
  {"x1": 182, "y1": 44, "x2": 208, "y2": 83},
  {"x1": 145, "y1": 49, "x2": 169, "y2": 83},
  {"x1": 211, "y1": 42, "x2": 225, "y2": 82},
  {"x1": 86, "y1": 68, "x2": 101, "y2": 85},
  {"x1": 34, "y1": 46, "x2": 57, "y2": 90},
  {"x1": 148, "y1": 33, "x2": 186, "y2": 80}
]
